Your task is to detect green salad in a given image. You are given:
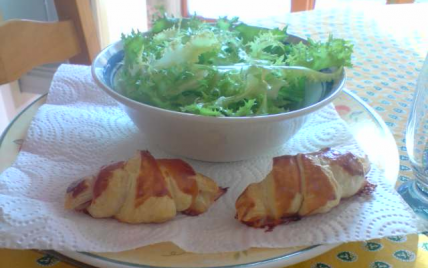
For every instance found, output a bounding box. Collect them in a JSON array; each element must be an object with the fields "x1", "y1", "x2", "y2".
[{"x1": 117, "y1": 15, "x2": 353, "y2": 117}]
